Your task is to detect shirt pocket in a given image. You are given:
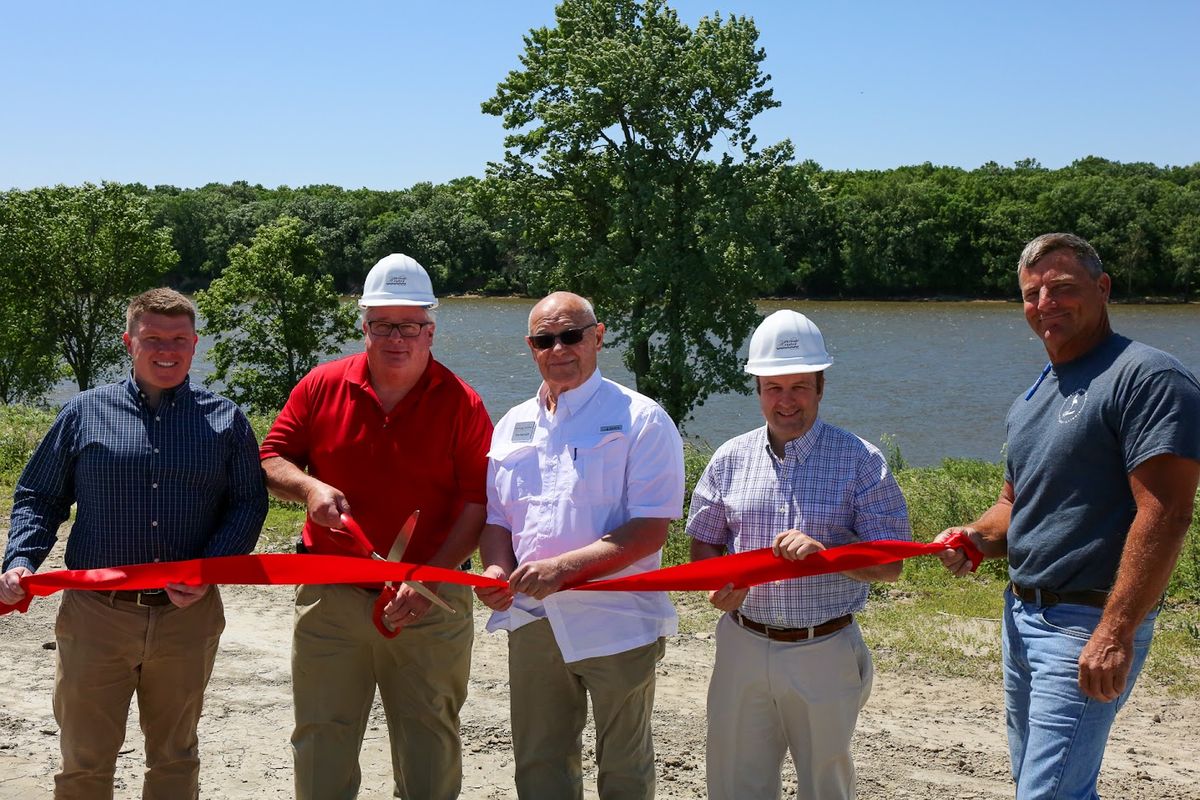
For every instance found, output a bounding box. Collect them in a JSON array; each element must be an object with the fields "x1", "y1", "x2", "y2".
[
  {"x1": 489, "y1": 442, "x2": 541, "y2": 501},
  {"x1": 568, "y1": 432, "x2": 625, "y2": 505}
]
